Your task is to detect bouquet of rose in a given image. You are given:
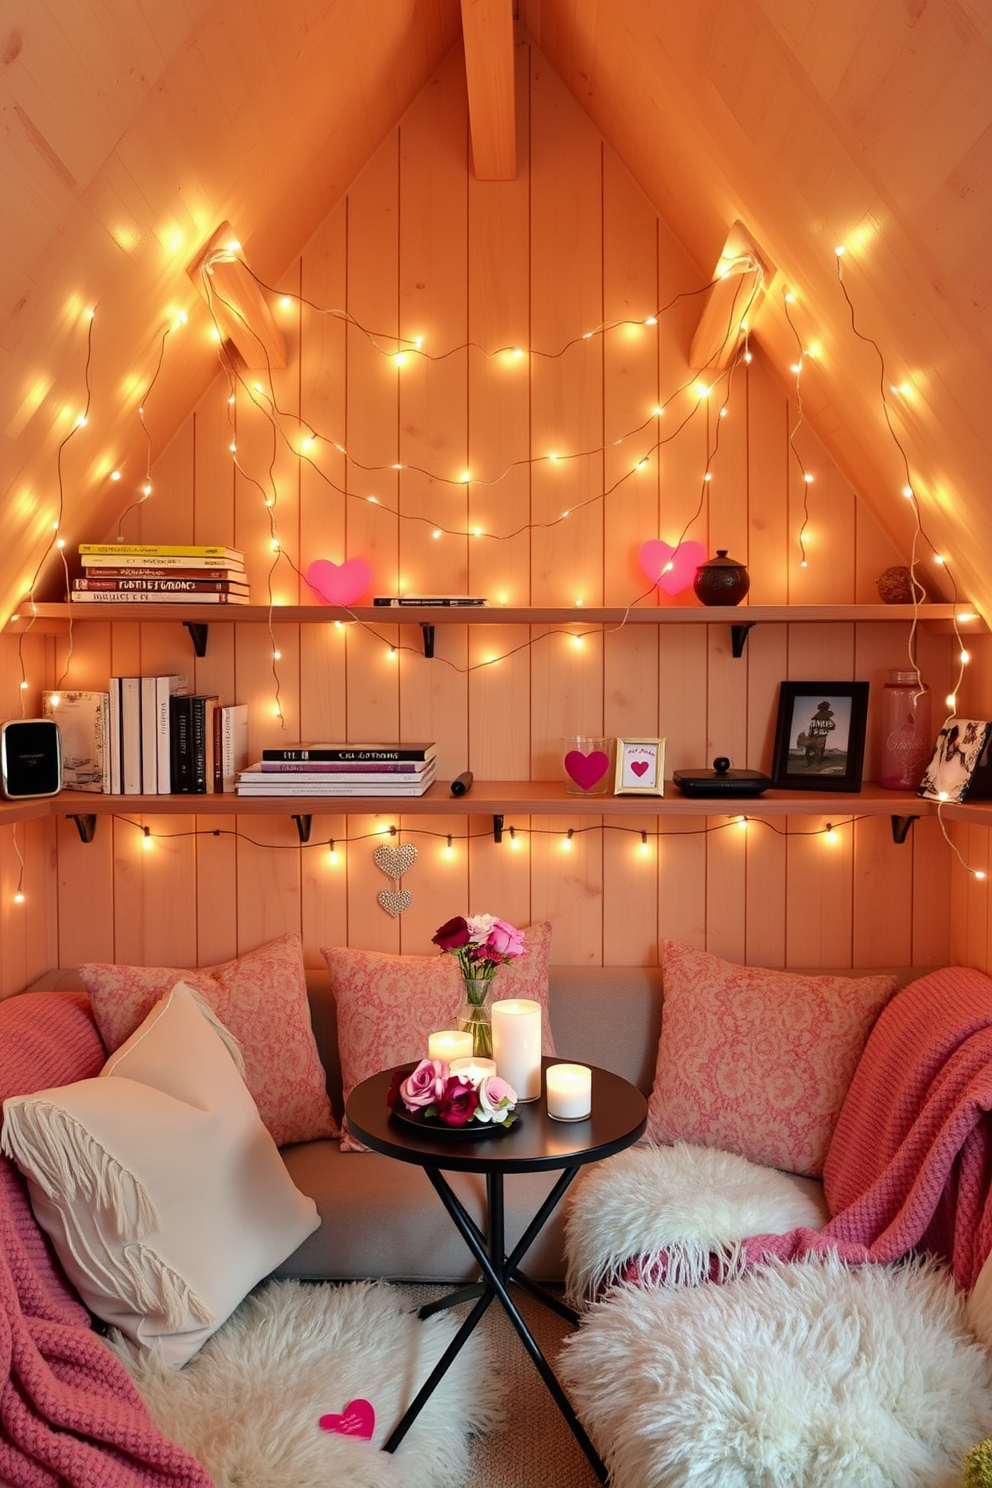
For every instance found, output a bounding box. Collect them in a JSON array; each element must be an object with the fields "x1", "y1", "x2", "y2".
[
  {"x1": 431, "y1": 914, "x2": 526, "y2": 975},
  {"x1": 387, "y1": 1059, "x2": 518, "y2": 1129}
]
